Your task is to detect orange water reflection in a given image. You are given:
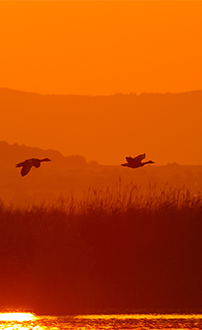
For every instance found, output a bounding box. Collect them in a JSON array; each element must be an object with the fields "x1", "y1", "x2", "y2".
[
  {"x1": 0, "y1": 313, "x2": 34, "y2": 322},
  {"x1": 0, "y1": 312, "x2": 36, "y2": 330},
  {"x1": 76, "y1": 313, "x2": 202, "y2": 320},
  {"x1": 0, "y1": 313, "x2": 202, "y2": 329}
]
